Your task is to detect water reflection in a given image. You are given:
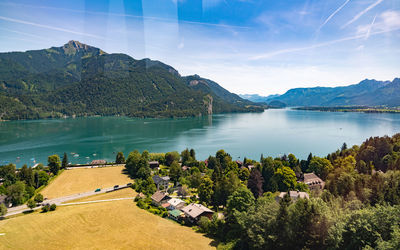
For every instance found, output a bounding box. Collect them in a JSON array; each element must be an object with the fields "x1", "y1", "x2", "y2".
[{"x1": 1, "y1": 109, "x2": 400, "y2": 167}]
